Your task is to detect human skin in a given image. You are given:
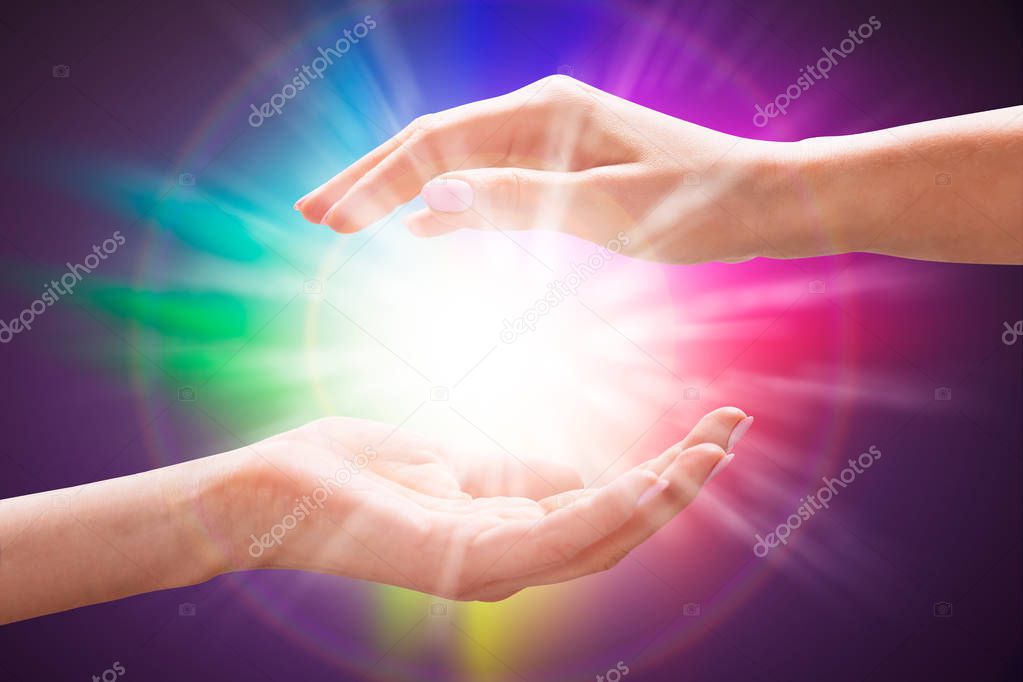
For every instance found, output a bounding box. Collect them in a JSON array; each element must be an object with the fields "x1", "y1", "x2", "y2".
[
  {"x1": 0, "y1": 408, "x2": 751, "y2": 623},
  {"x1": 295, "y1": 75, "x2": 1022, "y2": 265}
]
